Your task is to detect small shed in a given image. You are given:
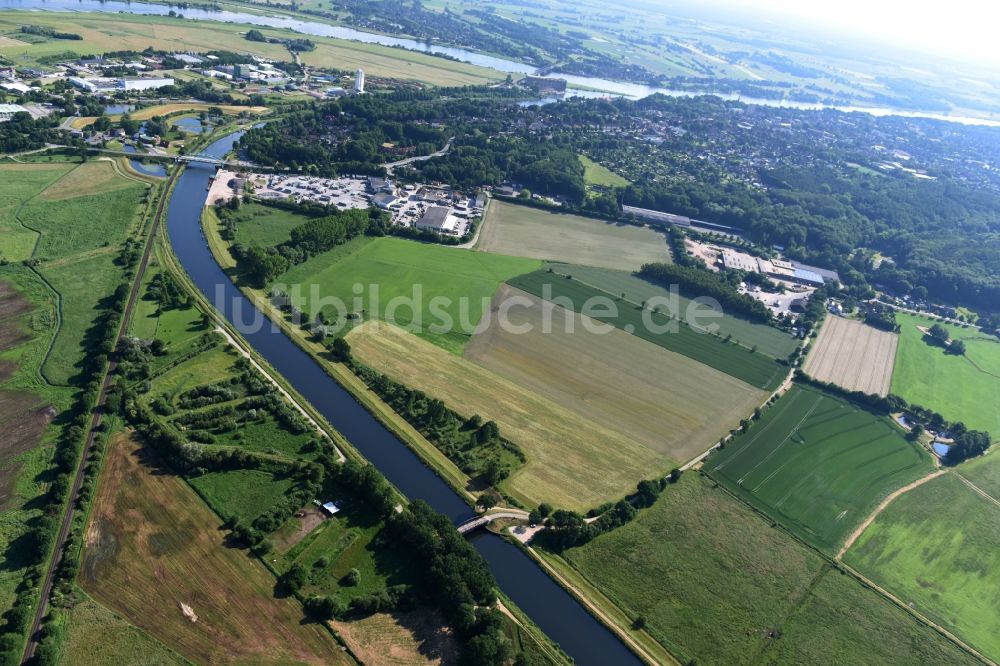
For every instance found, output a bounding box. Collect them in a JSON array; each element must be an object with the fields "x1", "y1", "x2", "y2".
[{"x1": 321, "y1": 501, "x2": 340, "y2": 516}]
